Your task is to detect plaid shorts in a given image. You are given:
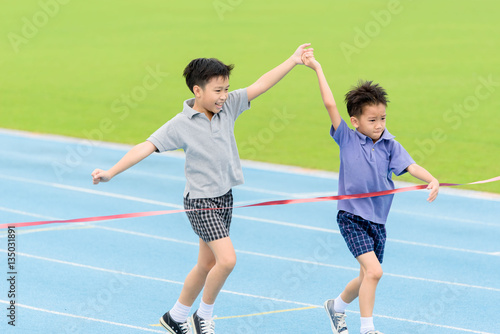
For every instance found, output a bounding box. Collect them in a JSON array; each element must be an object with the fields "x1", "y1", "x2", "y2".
[
  {"x1": 184, "y1": 190, "x2": 233, "y2": 243},
  {"x1": 337, "y1": 210, "x2": 387, "y2": 263}
]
